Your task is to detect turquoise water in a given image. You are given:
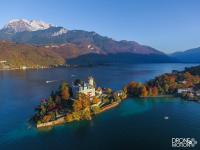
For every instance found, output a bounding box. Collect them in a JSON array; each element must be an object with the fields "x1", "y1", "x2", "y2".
[{"x1": 0, "y1": 63, "x2": 200, "y2": 150}]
